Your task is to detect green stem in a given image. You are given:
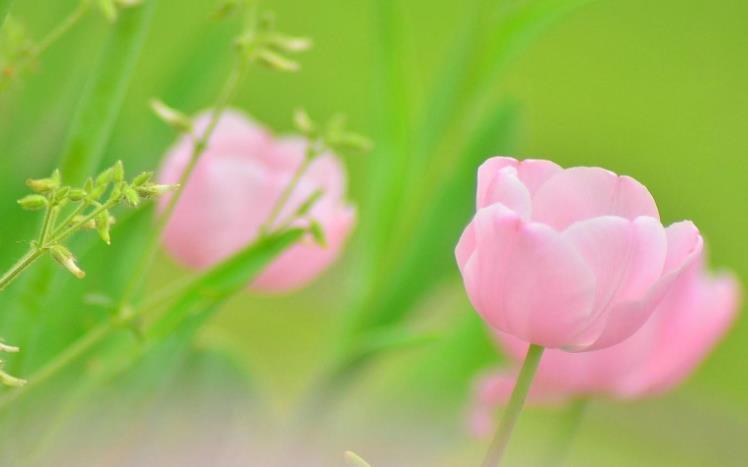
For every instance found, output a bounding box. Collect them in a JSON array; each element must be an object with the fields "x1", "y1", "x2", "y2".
[
  {"x1": 482, "y1": 344, "x2": 544, "y2": 467},
  {"x1": 545, "y1": 399, "x2": 588, "y2": 466},
  {"x1": 49, "y1": 200, "x2": 115, "y2": 243},
  {"x1": 0, "y1": 249, "x2": 44, "y2": 291},
  {"x1": 262, "y1": 152, "x2": 313, "y2": 231},
  {"x1": 118, "y1": 58, "x2": 249, "y2": 304},
  {"x1": 59, "y1": 0, "x2": 158, "y2": 185},
  {"x1": 32, "y1": 1, "x2": 90, "y2": 57}
]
